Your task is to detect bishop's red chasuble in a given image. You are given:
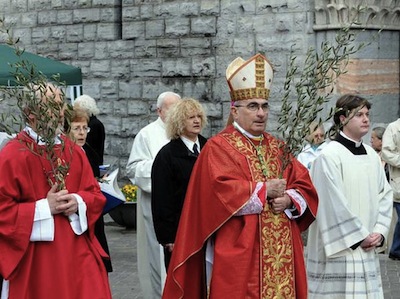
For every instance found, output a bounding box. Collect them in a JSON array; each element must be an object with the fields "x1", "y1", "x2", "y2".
[
  {"x1": 0, "y1": 132, "x2": 111, "y2": 299},
  {"x1": 162, "y1": 125, "x2": 318, "y2": 299}
]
